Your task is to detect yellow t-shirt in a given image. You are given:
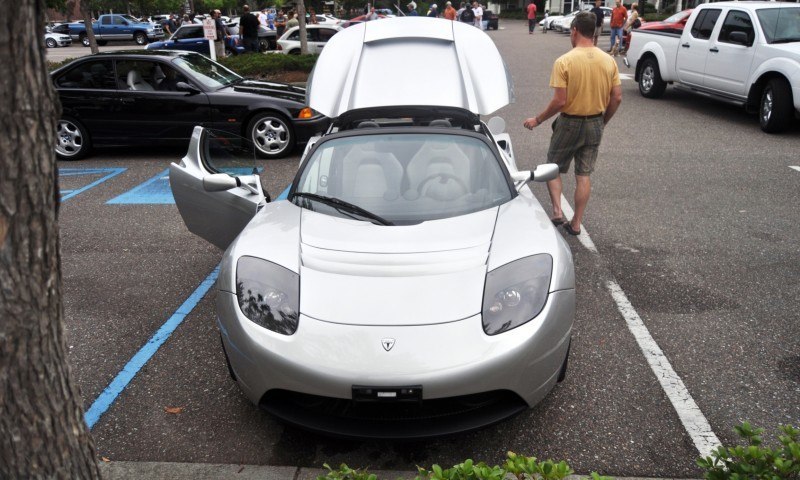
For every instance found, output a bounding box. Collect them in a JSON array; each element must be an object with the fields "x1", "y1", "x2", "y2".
[{"x1": 549, "y1": 46, "x2": 621, "y2": 116}]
